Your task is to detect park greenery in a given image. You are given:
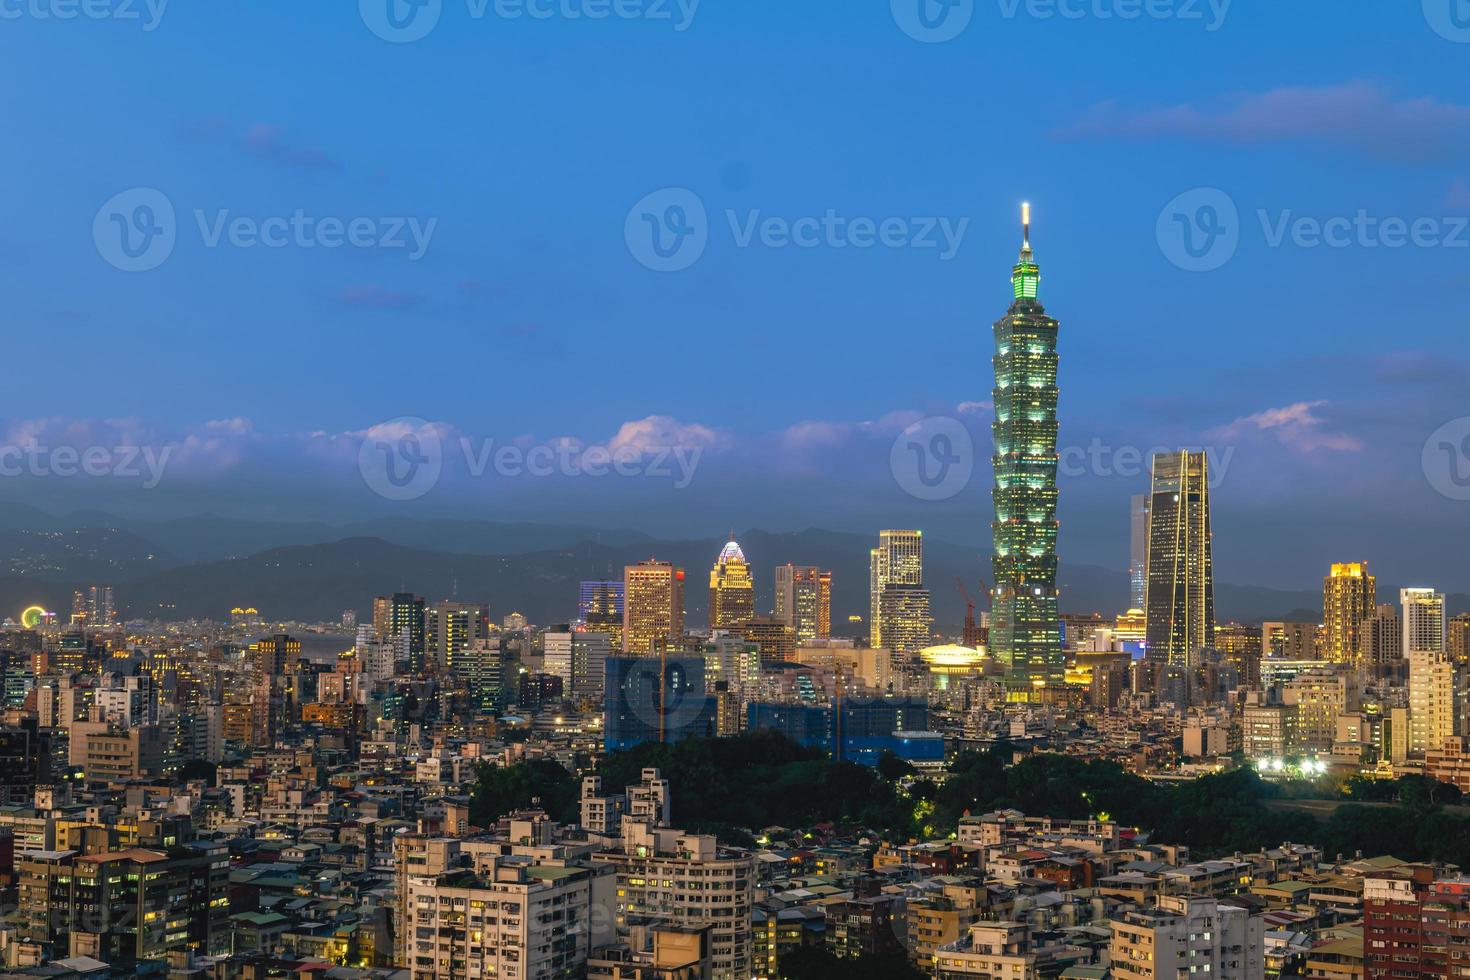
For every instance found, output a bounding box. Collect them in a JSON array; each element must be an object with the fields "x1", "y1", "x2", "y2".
[{"x1": 472, "y1": 732, "x2": 1470, "y2": 867}]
